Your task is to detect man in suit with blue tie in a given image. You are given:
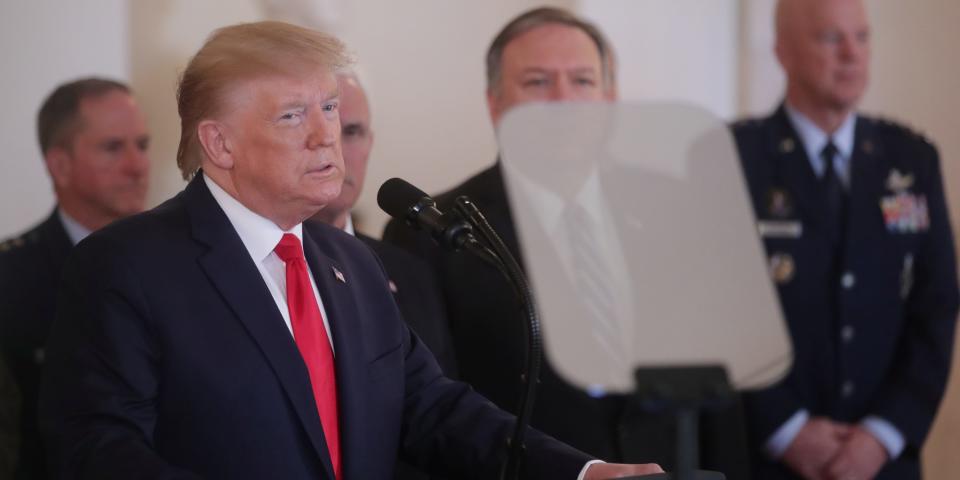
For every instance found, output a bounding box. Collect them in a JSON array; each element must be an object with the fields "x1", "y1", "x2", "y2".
[
  {"x1": 733, "y1": 0, "x2": 959, "y2": 478},
  {"x1": 39, "y1": 20, "x2": 662, "y2": 480}
]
